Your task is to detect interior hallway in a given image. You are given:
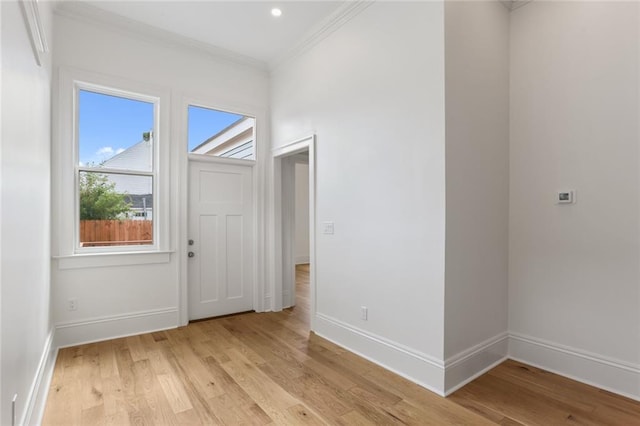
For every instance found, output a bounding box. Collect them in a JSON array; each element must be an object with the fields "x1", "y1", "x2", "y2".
[{"x1": 42, "y1": 265, "x2": 640, "y2": 425}]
